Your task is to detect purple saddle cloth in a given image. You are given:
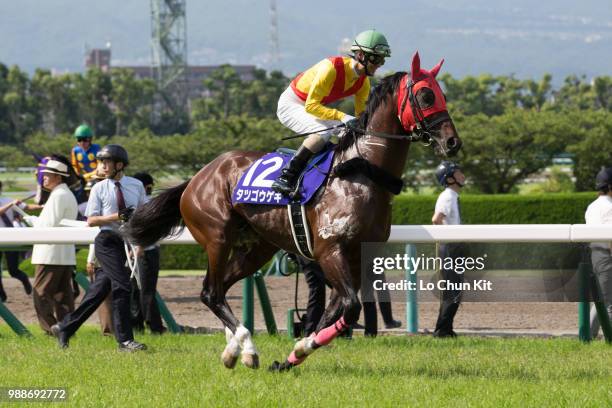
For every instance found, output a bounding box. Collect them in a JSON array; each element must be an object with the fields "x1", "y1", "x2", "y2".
[{"x1": 232, "y1": 147, "x2": 335, "y2": 206}]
